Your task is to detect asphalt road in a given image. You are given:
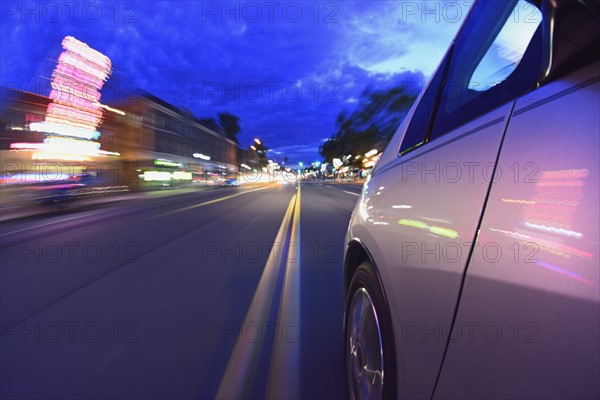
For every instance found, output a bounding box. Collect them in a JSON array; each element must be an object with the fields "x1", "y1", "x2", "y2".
[{"x1": 0, "y1": 181, "x2": 363, "y2": 399}]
